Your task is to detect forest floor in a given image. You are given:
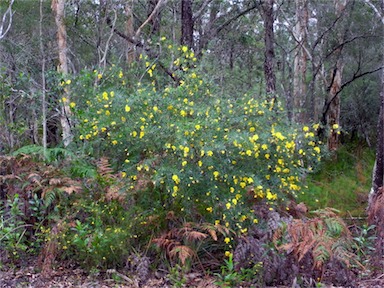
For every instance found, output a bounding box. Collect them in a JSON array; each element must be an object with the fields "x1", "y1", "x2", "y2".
[{"x1": 1, "y1": 263, "x2": 384, "y2": 288}]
